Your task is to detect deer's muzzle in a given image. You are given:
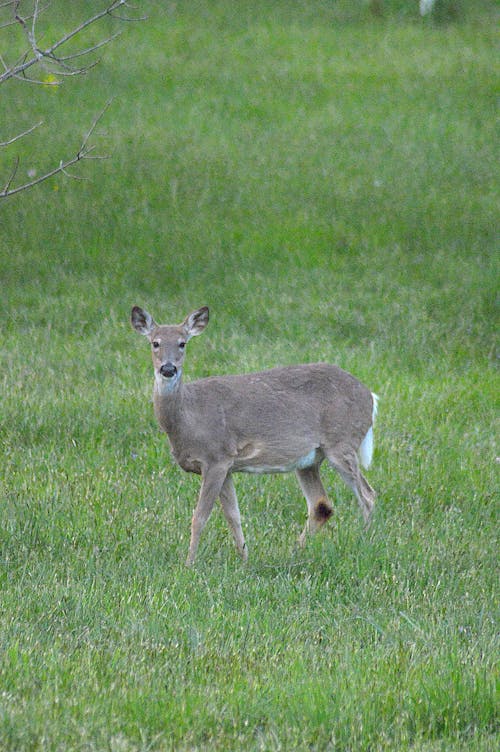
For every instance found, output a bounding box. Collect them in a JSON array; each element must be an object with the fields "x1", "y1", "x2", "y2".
[{"x1": 160, "y1": 362, "x2": 177, "y2": 378}]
